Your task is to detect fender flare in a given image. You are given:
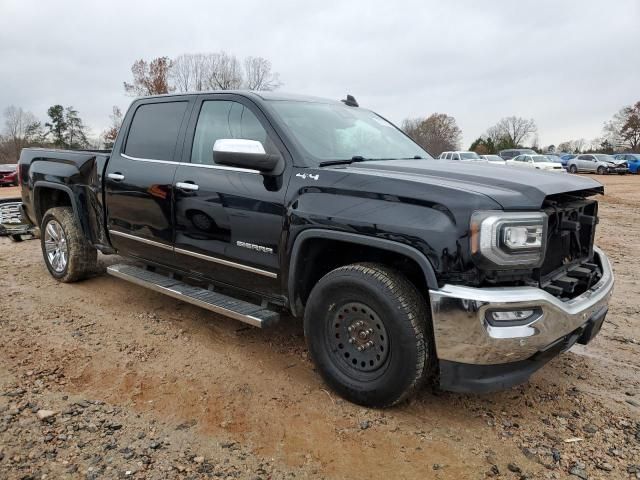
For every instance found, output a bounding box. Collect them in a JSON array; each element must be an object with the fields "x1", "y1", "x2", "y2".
[
  {"x1": 288, "y1": 229, "x2": 439, "y2": 317},
  {"x1": 33, "y1": 181, "x2": 89, "y2": 237}
]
